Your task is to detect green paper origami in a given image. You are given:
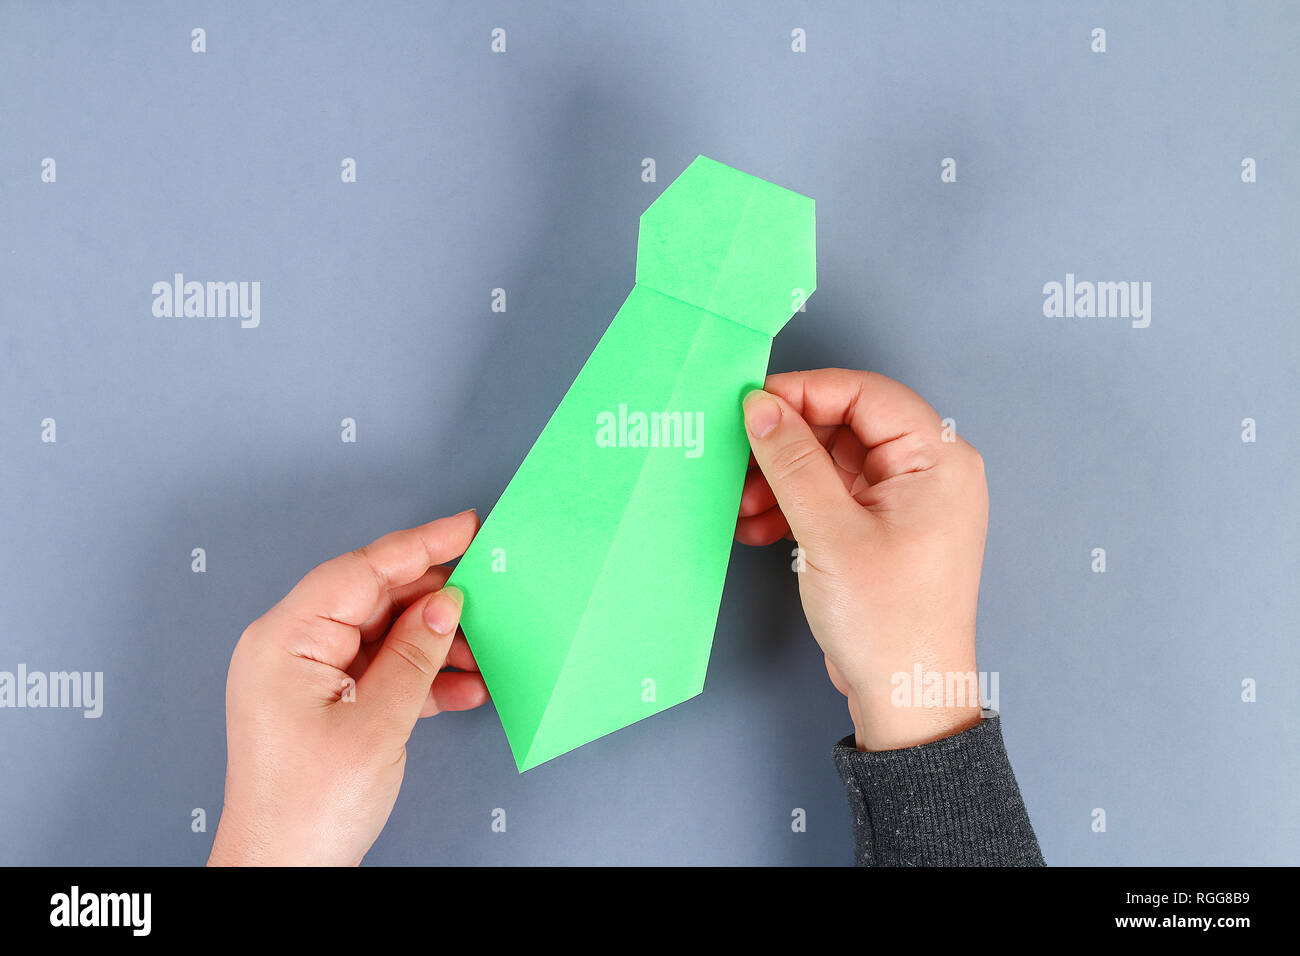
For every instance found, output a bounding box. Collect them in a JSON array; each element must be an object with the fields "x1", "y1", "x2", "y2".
[{"x1": 448, "y1": 155, "x2": 816, "y2": 771}]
